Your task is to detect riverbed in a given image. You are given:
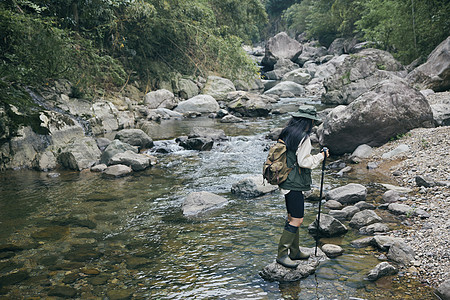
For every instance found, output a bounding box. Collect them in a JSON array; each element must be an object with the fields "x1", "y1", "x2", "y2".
[{"x1": 0, "y1": 98, "x2": 437, "y2": 299}]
